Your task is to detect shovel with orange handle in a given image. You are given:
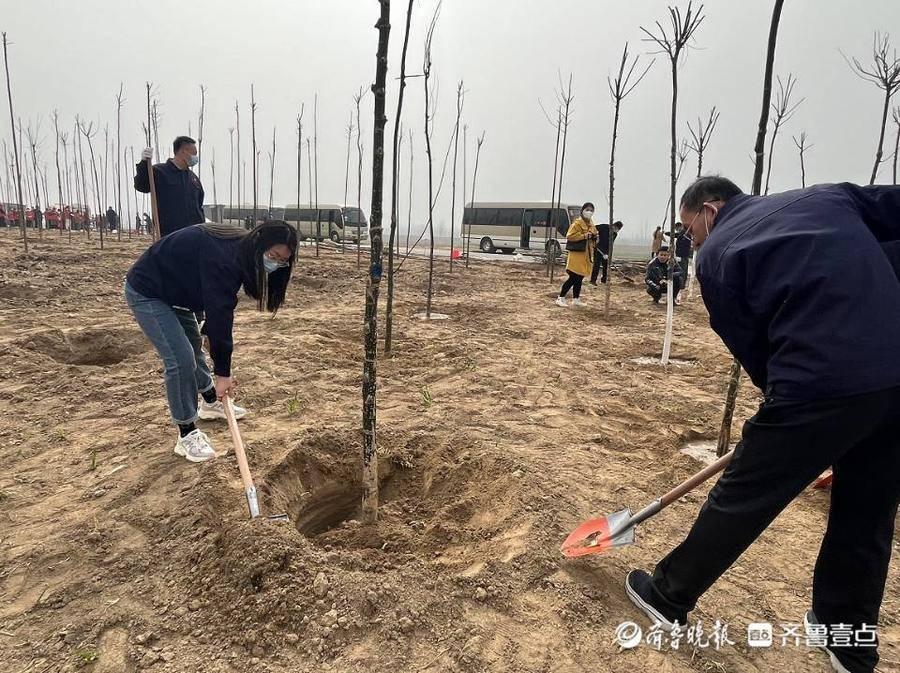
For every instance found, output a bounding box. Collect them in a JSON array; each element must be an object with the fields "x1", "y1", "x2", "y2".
[{"x1": 561, "y1": 451, "x2": 734, "y2": 558}]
